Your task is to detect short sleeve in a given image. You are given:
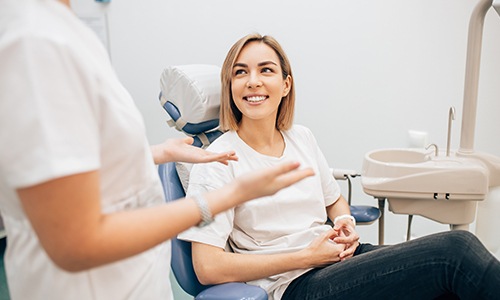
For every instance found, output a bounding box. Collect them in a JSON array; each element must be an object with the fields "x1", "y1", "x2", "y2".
[
  {"x1": 177, "y1": 161, "x2": 236, "y2": 249},
  {"x1": 178, "y1": 198, "x2": 235, "y2": 250},
  {"x1": 0, "y1": 34, "x2": 100, "y2": 188},
  {"x1": 301, "y1": 126, "x2": 341, "y2": 206}
]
